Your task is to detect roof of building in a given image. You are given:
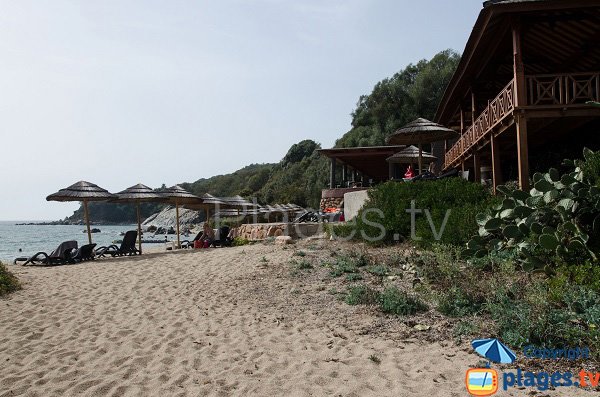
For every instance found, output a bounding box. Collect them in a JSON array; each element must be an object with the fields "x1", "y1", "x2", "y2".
[{"x1": 435, "y1": 0, "x2": 600, "y2": 124}]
